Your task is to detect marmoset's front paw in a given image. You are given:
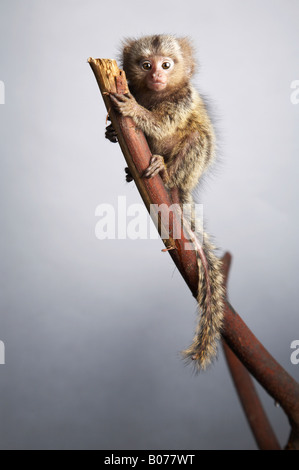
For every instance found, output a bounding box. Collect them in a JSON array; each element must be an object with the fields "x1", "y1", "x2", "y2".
[{"x1": 109, "y1": 92, "x2": 139, "y2": 118}]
